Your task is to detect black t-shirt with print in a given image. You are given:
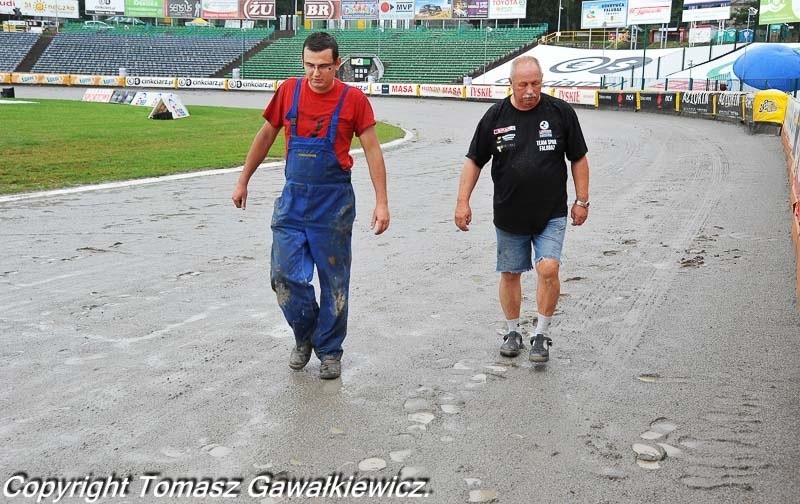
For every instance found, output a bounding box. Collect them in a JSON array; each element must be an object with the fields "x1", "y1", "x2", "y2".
[{"x1": 467, "y1": 93, "x2": 588, "y2": 235}]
